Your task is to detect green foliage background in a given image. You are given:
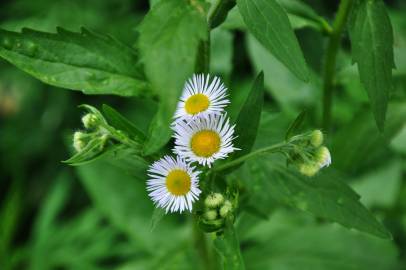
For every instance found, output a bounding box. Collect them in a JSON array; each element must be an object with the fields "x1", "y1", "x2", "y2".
[{"x1": 0, "y1": 0, "x2": 405, "y2": 269}]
